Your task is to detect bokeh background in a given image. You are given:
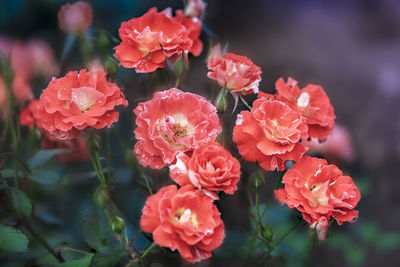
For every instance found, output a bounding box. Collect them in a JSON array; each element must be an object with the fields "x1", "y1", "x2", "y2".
[{"x1": 1, "y1": 0, "x2": 400, "y2": 266}]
